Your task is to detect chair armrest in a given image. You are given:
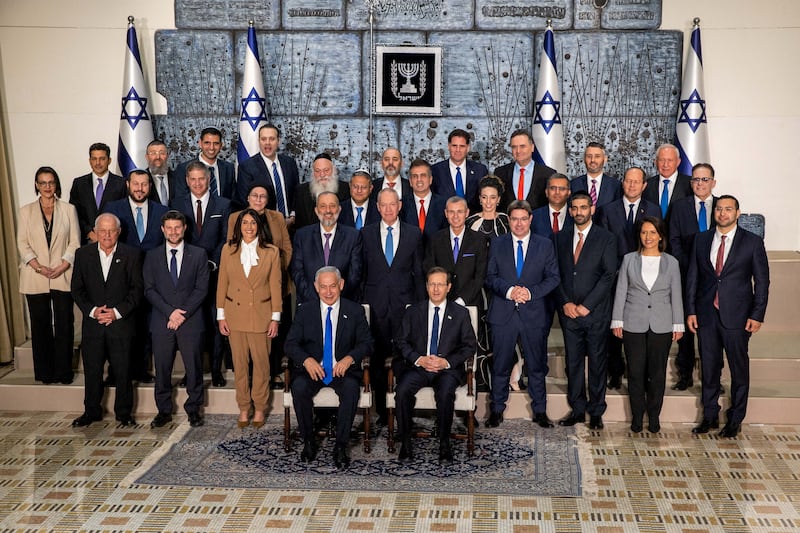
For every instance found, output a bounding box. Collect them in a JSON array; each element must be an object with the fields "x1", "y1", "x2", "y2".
[
  {"x1": 361, "y1": 356, "x2": 370, "y2": 369},
  {"x1": 281, "y1": 356, "x2": 291, "y2": 393}
]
